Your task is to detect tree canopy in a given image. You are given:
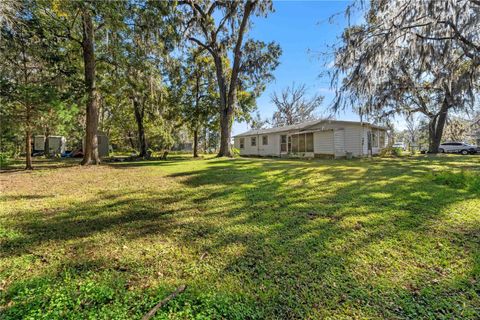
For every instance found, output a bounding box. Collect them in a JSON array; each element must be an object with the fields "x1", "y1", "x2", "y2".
[
  {"x1": 270, "y1": 83, "x2": 324, "y2": 127},
  {"x1": 332, "y1": 0, "x2": 480, "y2": 152},
  {"x1": 180, "y1": 0, "x2": 281, "y2": 156}
]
